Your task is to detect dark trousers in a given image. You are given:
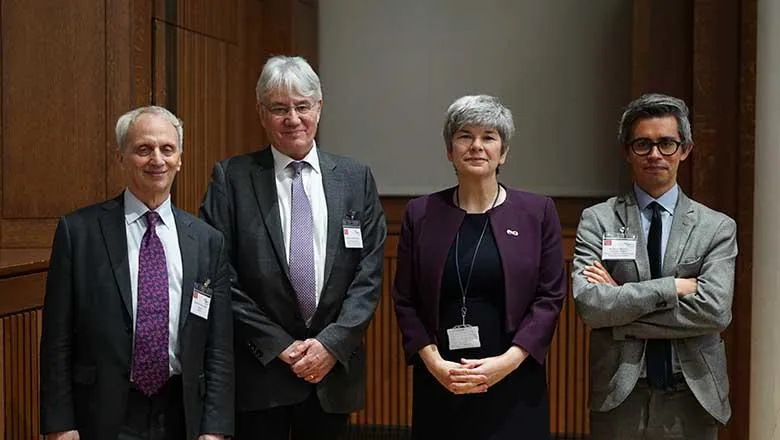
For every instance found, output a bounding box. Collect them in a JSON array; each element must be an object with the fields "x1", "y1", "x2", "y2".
[
  {"x1": 236, "y1": 391, "x2": 348, "y2": 440},
  {"x1": 118, "y1": 375, "x2": 186, "y2": 440},
  {"x1": 590, "y1": 377, "x2": 718, "y2": 440}
]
